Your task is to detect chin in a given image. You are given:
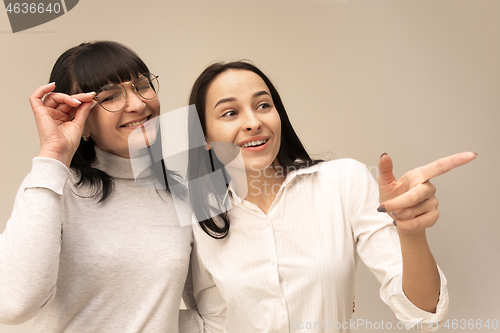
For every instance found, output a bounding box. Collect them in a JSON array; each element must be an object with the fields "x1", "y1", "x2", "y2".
[{"x1": 127, "y1": 118, "x2": 160, "y2": 157}]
